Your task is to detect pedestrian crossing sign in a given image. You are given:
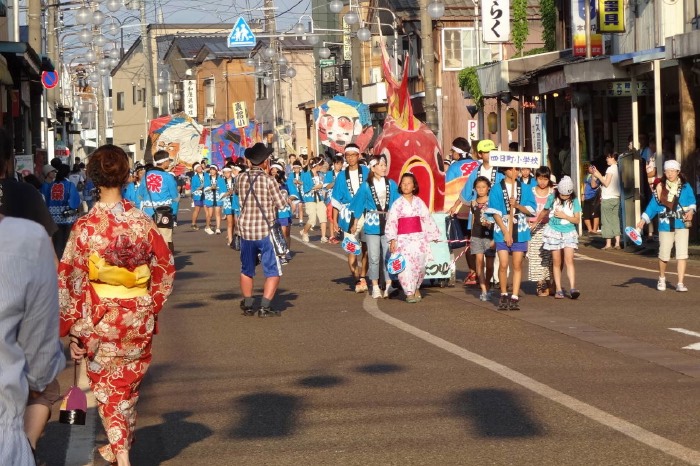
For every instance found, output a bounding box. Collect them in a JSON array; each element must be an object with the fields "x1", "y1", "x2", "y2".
[{"x1": 228, "y1": 17, "x2": 256, "y2": 48}]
